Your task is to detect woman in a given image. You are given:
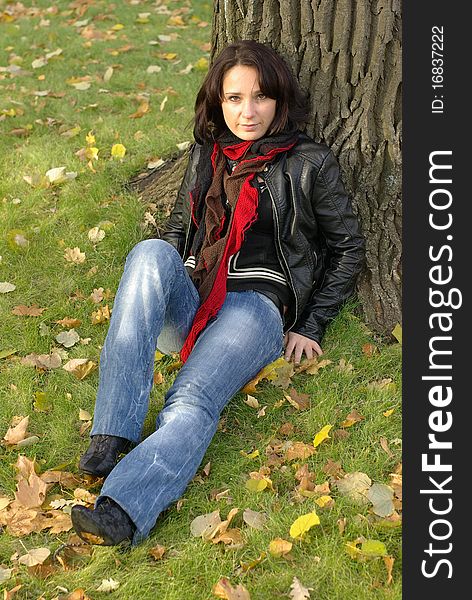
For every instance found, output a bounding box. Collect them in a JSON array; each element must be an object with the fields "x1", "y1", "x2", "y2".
[{"x1": 71, "y1": 40, "x2": 365, "y2": 546}]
